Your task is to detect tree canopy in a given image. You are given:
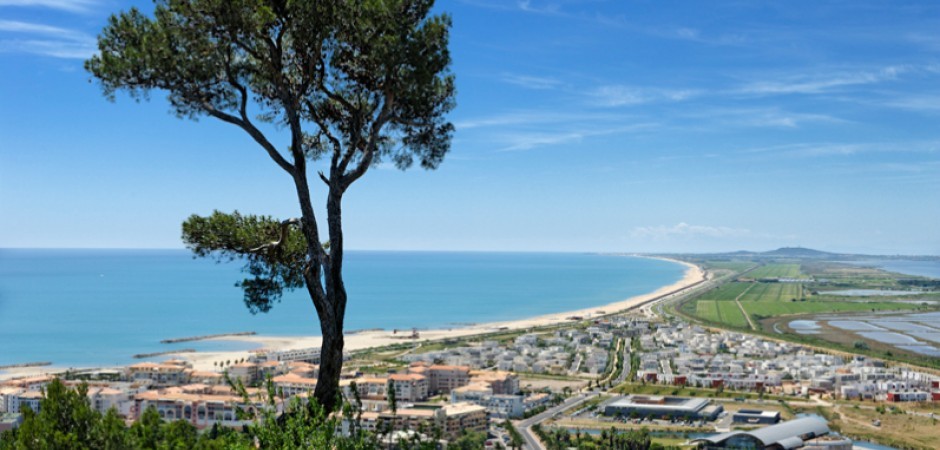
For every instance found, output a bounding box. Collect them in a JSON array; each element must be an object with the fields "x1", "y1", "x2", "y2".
[{"x1": 86, "y1": 0, "x2": 455, "y2": 412}]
